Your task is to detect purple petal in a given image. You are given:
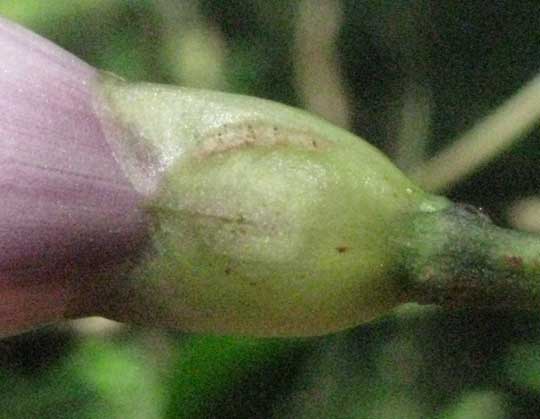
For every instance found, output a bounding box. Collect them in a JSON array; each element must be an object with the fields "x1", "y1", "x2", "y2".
[{"x1": 0, "y1": 16, "x2": 149, "y2": 332}]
